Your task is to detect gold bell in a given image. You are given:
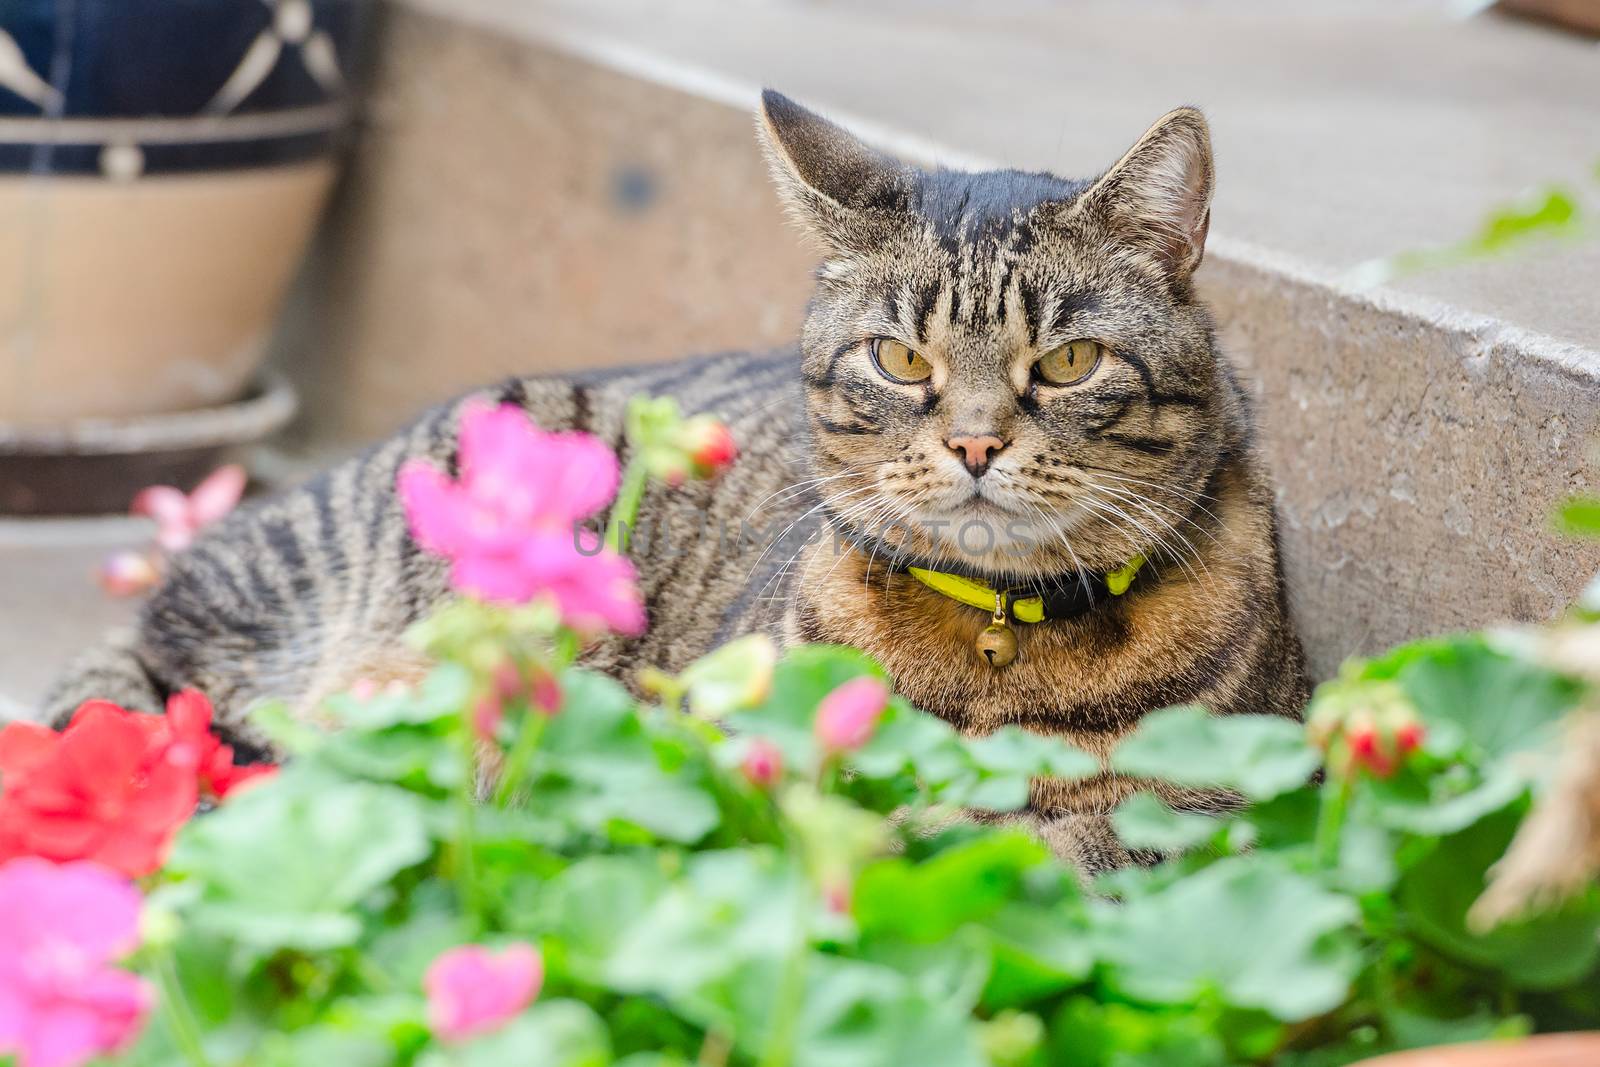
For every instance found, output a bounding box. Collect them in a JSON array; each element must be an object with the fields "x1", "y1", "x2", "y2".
[{"x1": 976, "y1": 594, "x2": 1018, "y2": 668}]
